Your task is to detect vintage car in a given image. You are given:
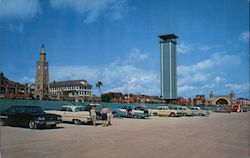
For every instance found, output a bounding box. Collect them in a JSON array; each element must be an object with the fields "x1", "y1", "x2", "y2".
[
  {"x1": 188, "y1": 106, "x2": 209, "y2": 116},
  {"x1": 177, "y1": 106, "x2": 194, "y2": 116},
  {"x1": 0, "y1": 106, "x2": 62, "y2": 129},
  {"x1": 153, "y1": 106, "x2": 182, "y2": 117},
  {"x1": 45, "y1": 105, "x2": 92, "y2": 124},
  {"x1": 112, "y1": 105, "x2": 149, "y2": 119}
]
